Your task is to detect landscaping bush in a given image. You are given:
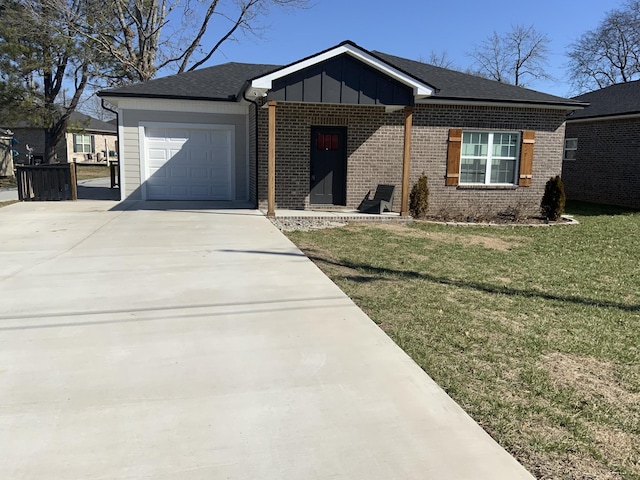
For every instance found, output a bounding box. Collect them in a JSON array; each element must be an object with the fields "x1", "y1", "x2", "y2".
[
  {"x1": 540, "y1": 175, "x2": 566, "y2": 221},
  {"x1": 409, "y1": 174, "x2": 429, "y2": 218}
]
